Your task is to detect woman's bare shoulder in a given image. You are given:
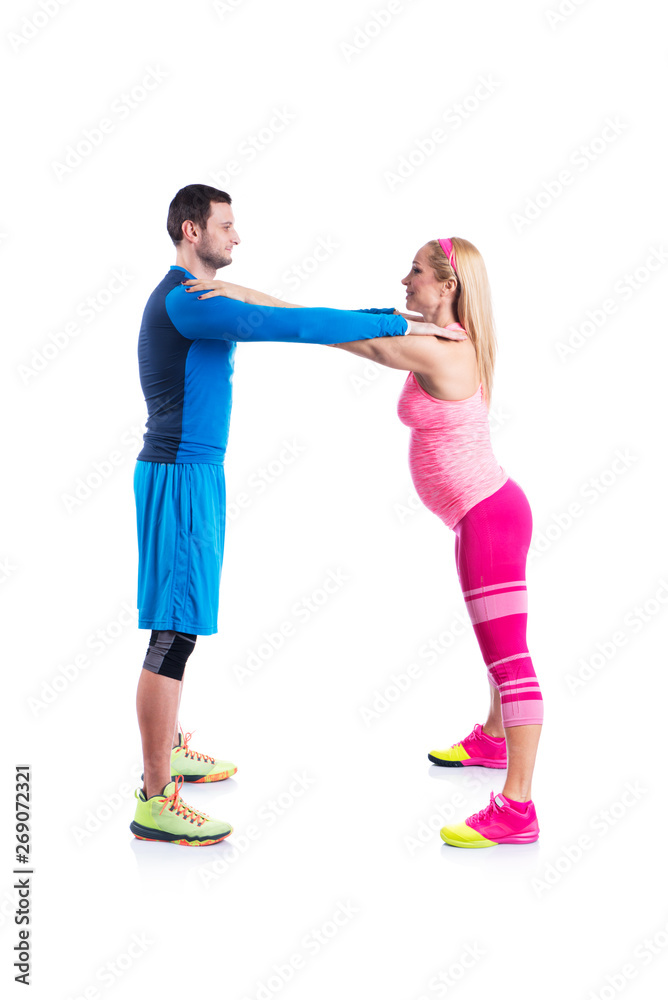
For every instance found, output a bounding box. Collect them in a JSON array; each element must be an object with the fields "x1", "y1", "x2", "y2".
[{"x1": 416, "y1": 336, "x2": 480, "y2": 400}]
